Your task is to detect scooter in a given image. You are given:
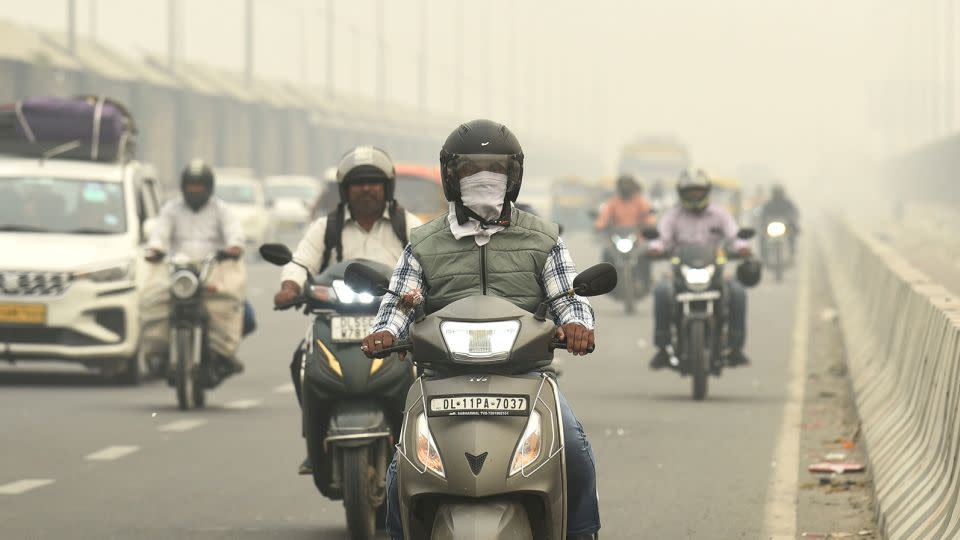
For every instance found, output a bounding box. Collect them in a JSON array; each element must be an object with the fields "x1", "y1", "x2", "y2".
[
  {"x1": 260, "y1": 243, "x2": 414, "y2": 540},
  {"x1": 602, "y1": 227, "x2": 651, "y2": 314},
  {"x1": 162, "y1": 250, "x2": 241, "y2": 410},
  {"x1": 344, "y1": 260, "x2": 617, "y2": 539}
]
